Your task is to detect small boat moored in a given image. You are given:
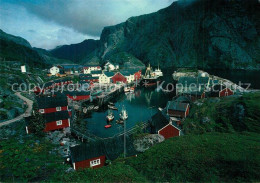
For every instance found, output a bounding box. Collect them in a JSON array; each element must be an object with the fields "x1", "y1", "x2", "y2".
[
  {"x1": 104, "y1": 124, "x2": 112, "y2": 128},
  {"x1": 124, "y1": 87, "x2": 131, "y2": 93},
  {"x1": 106, "y1": 110, "x2": 114, "y2": 121},
  {"x1": 119, "y1": 105, "x2": 128, "y2": 120},
  {"x1": 116, "y1": 119, "x2": 124, "y2": 124},
  {"x1": 108, "y1": 105, "x2": 118, "y2": 110}
]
